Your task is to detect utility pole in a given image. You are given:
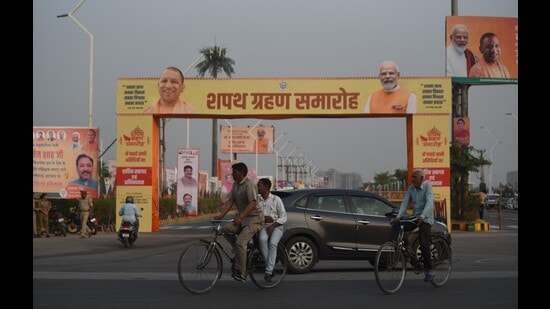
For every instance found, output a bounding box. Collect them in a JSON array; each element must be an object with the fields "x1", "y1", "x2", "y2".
[{"x1": 474, "y1": 149, "x2": 486, "y2": 191}]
